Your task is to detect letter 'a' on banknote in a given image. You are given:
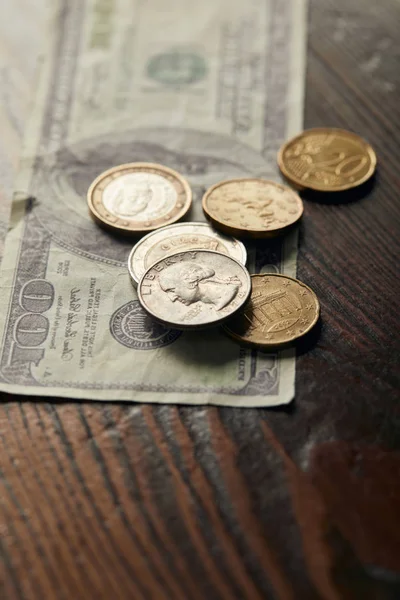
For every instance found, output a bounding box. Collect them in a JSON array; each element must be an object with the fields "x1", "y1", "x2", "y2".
[{"x1": 0, "y1": 0, "x2": 307, "y2": 407}]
